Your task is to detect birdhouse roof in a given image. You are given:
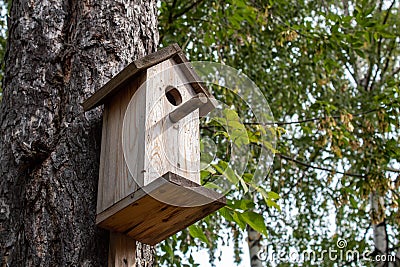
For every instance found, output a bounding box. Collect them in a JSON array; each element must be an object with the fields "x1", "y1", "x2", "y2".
[{"x1": 82, "y1": 44, "x2": 212, "y2": 111}]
